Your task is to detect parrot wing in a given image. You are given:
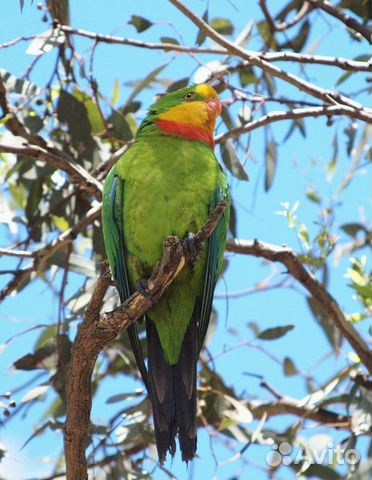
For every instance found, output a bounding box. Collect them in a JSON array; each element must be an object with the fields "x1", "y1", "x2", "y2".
[
  {"x1": 198, "y1": 173, "x2": 230, "y2": 355},
  {"x1": 102, "y1": 168, "x2": 149, "y2": 388}
]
